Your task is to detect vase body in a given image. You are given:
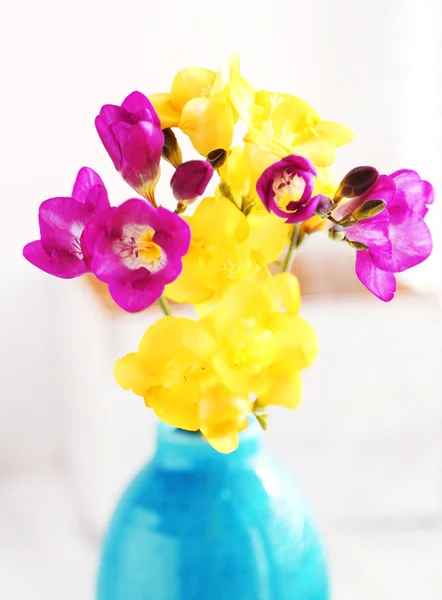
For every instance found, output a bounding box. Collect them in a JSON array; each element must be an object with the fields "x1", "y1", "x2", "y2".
[{"x1": 97, "y1": 421, "x2": 329, "y2": 600}]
